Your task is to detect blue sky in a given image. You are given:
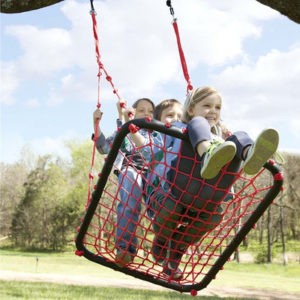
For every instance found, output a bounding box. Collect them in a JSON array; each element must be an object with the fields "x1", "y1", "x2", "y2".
[{"x1": 1, "y1": 0, "x2": 300, "y2": 164}]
